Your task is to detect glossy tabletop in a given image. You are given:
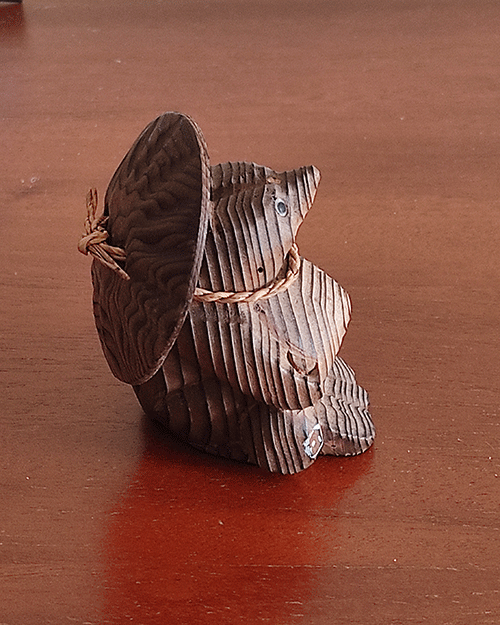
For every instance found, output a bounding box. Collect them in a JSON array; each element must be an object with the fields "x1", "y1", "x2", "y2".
[{"x1": 1, "y1": 1, "x2": 499, "y2": 623}]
